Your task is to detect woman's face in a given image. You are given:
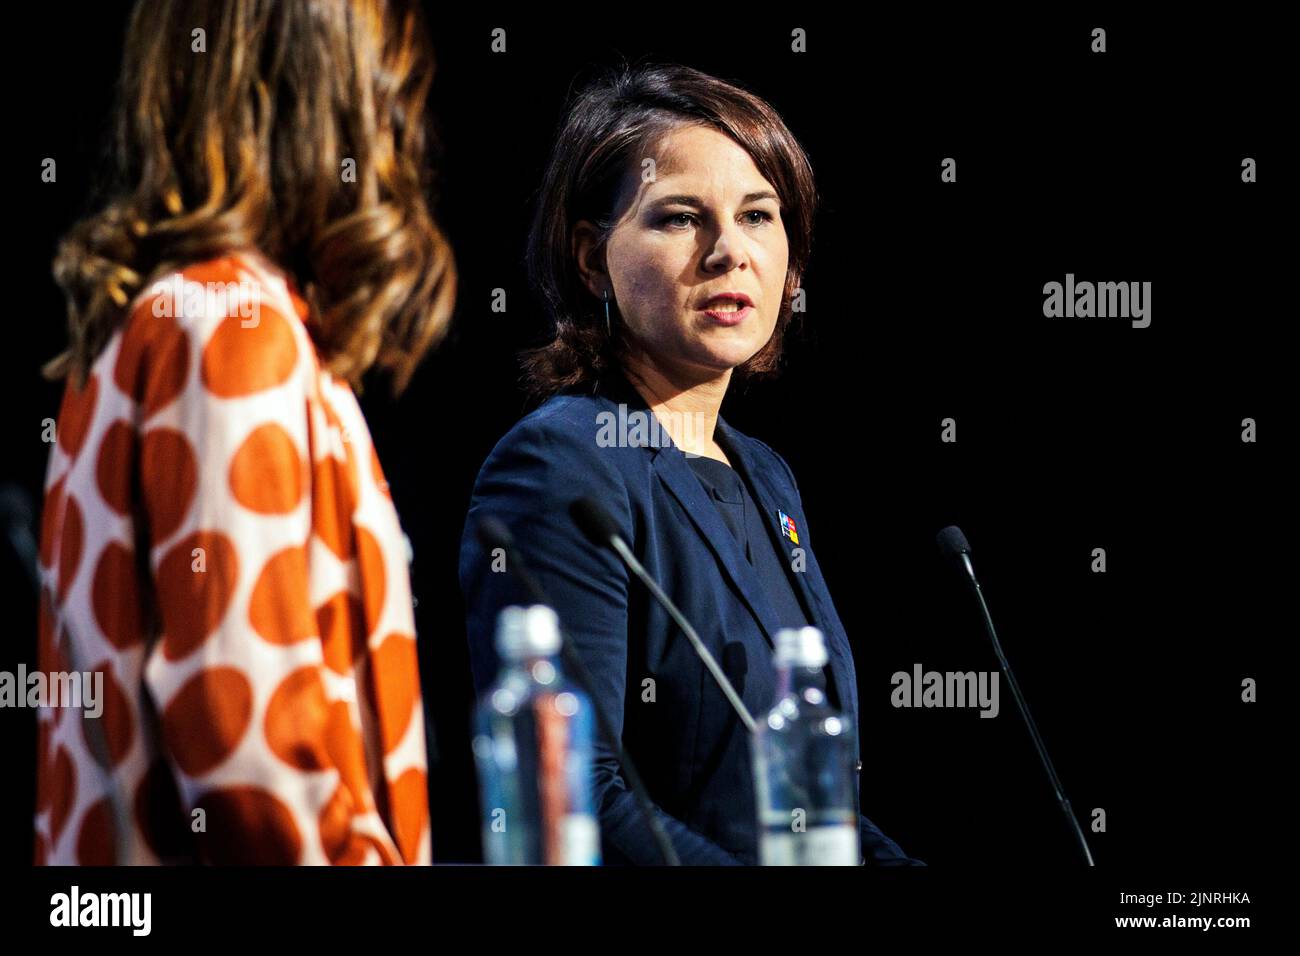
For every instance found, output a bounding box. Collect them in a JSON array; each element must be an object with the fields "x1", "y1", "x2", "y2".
[{"x1": 580, "y1": 124, "x2": 790, "y2": 384}]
